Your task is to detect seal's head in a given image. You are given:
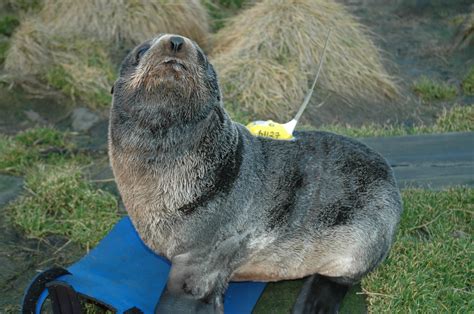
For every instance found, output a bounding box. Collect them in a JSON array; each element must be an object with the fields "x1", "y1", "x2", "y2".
[{"x1": 112, "y1": 34, "x2": 220, "y2": 124}]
